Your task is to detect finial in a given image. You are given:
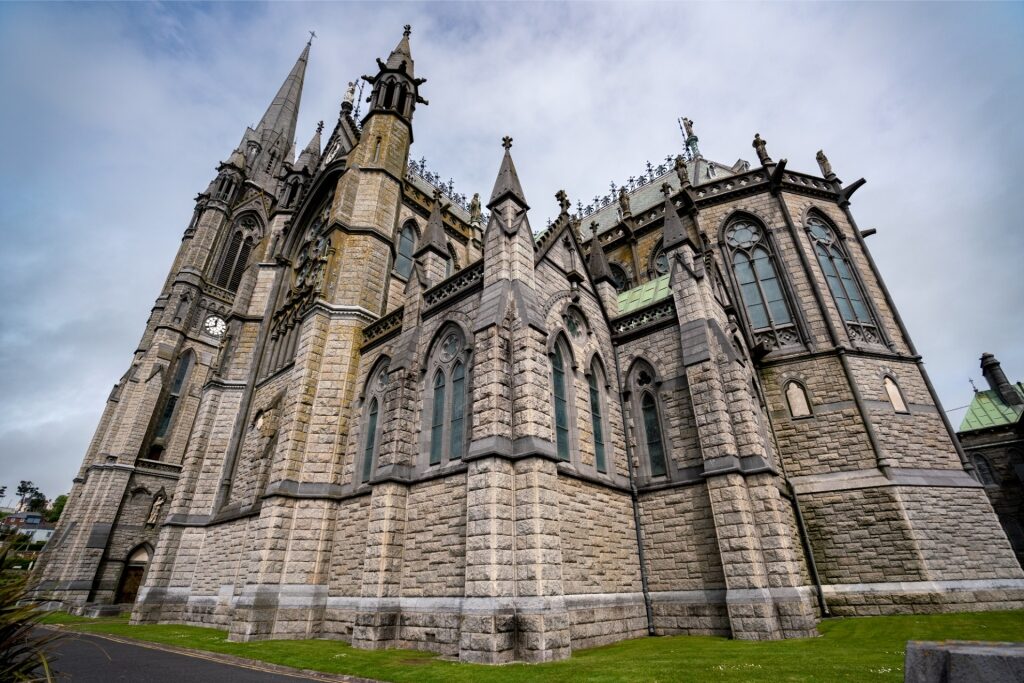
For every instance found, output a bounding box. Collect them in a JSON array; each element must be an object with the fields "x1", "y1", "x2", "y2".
[
  {"x1": 556, "y1": 190, "x2": 570, "y2": 215},
  {"x1": 403, "y1": 24, "x2": 412, "y2": 37},
  {"x1": 502, "y1": 136, "x2": 513, "y2": 151},
  {"x1": 432, "y1": 188, "x2": 442, "y2": 202},
  {"x1": 681, "y1": 117, "x2": 695, "y2": 138},
  {"x1": 308, "y1": 30, "x2": 317, "y2": 45},
  {"x1": 661, "y1": 182, "x2": 673, "y2": 197},
  {"x1": 316, "y1": 120, "x2": 324, "y2": 134}
]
